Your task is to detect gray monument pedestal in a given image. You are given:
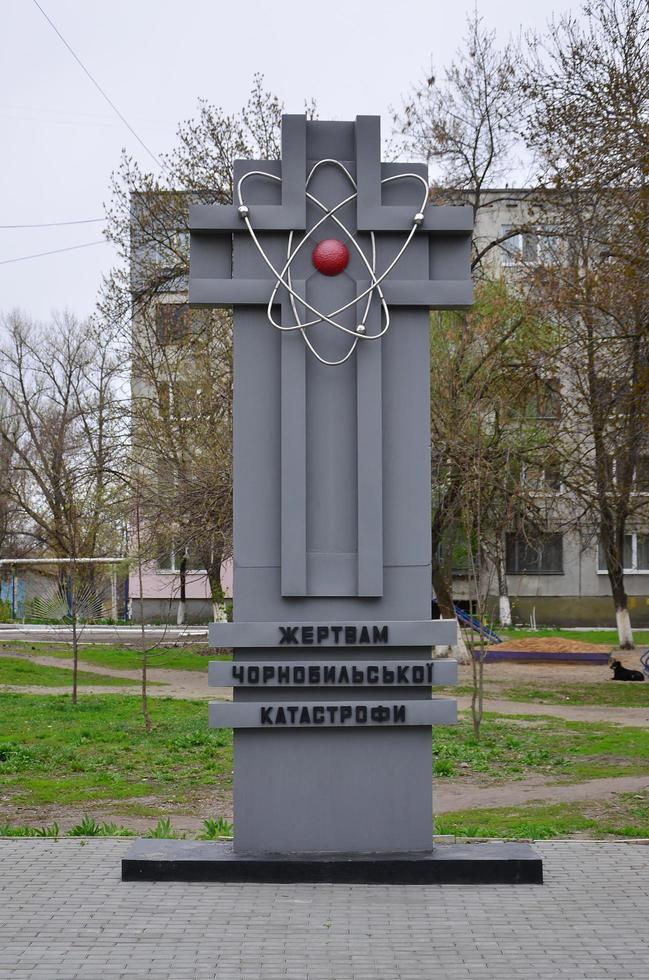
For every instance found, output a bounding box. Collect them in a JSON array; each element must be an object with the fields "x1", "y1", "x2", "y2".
[{"x1": 122, "y1": 115, "x2": 542, "y2": 883}]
